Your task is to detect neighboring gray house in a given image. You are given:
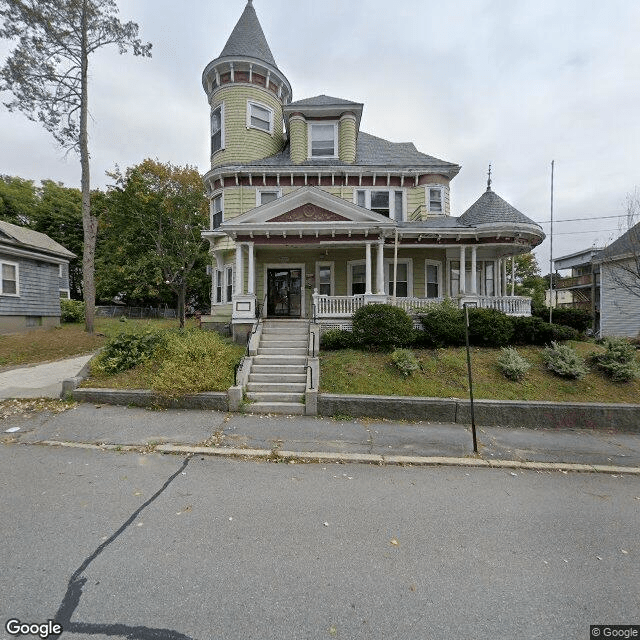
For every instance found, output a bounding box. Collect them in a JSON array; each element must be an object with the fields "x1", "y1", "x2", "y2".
[
  {"x1": 0, "y1": 220, "x2": 75, "y2": 334},
  {"x1": 595, "y1": 221, "x2": 640, "y2": 338}
]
